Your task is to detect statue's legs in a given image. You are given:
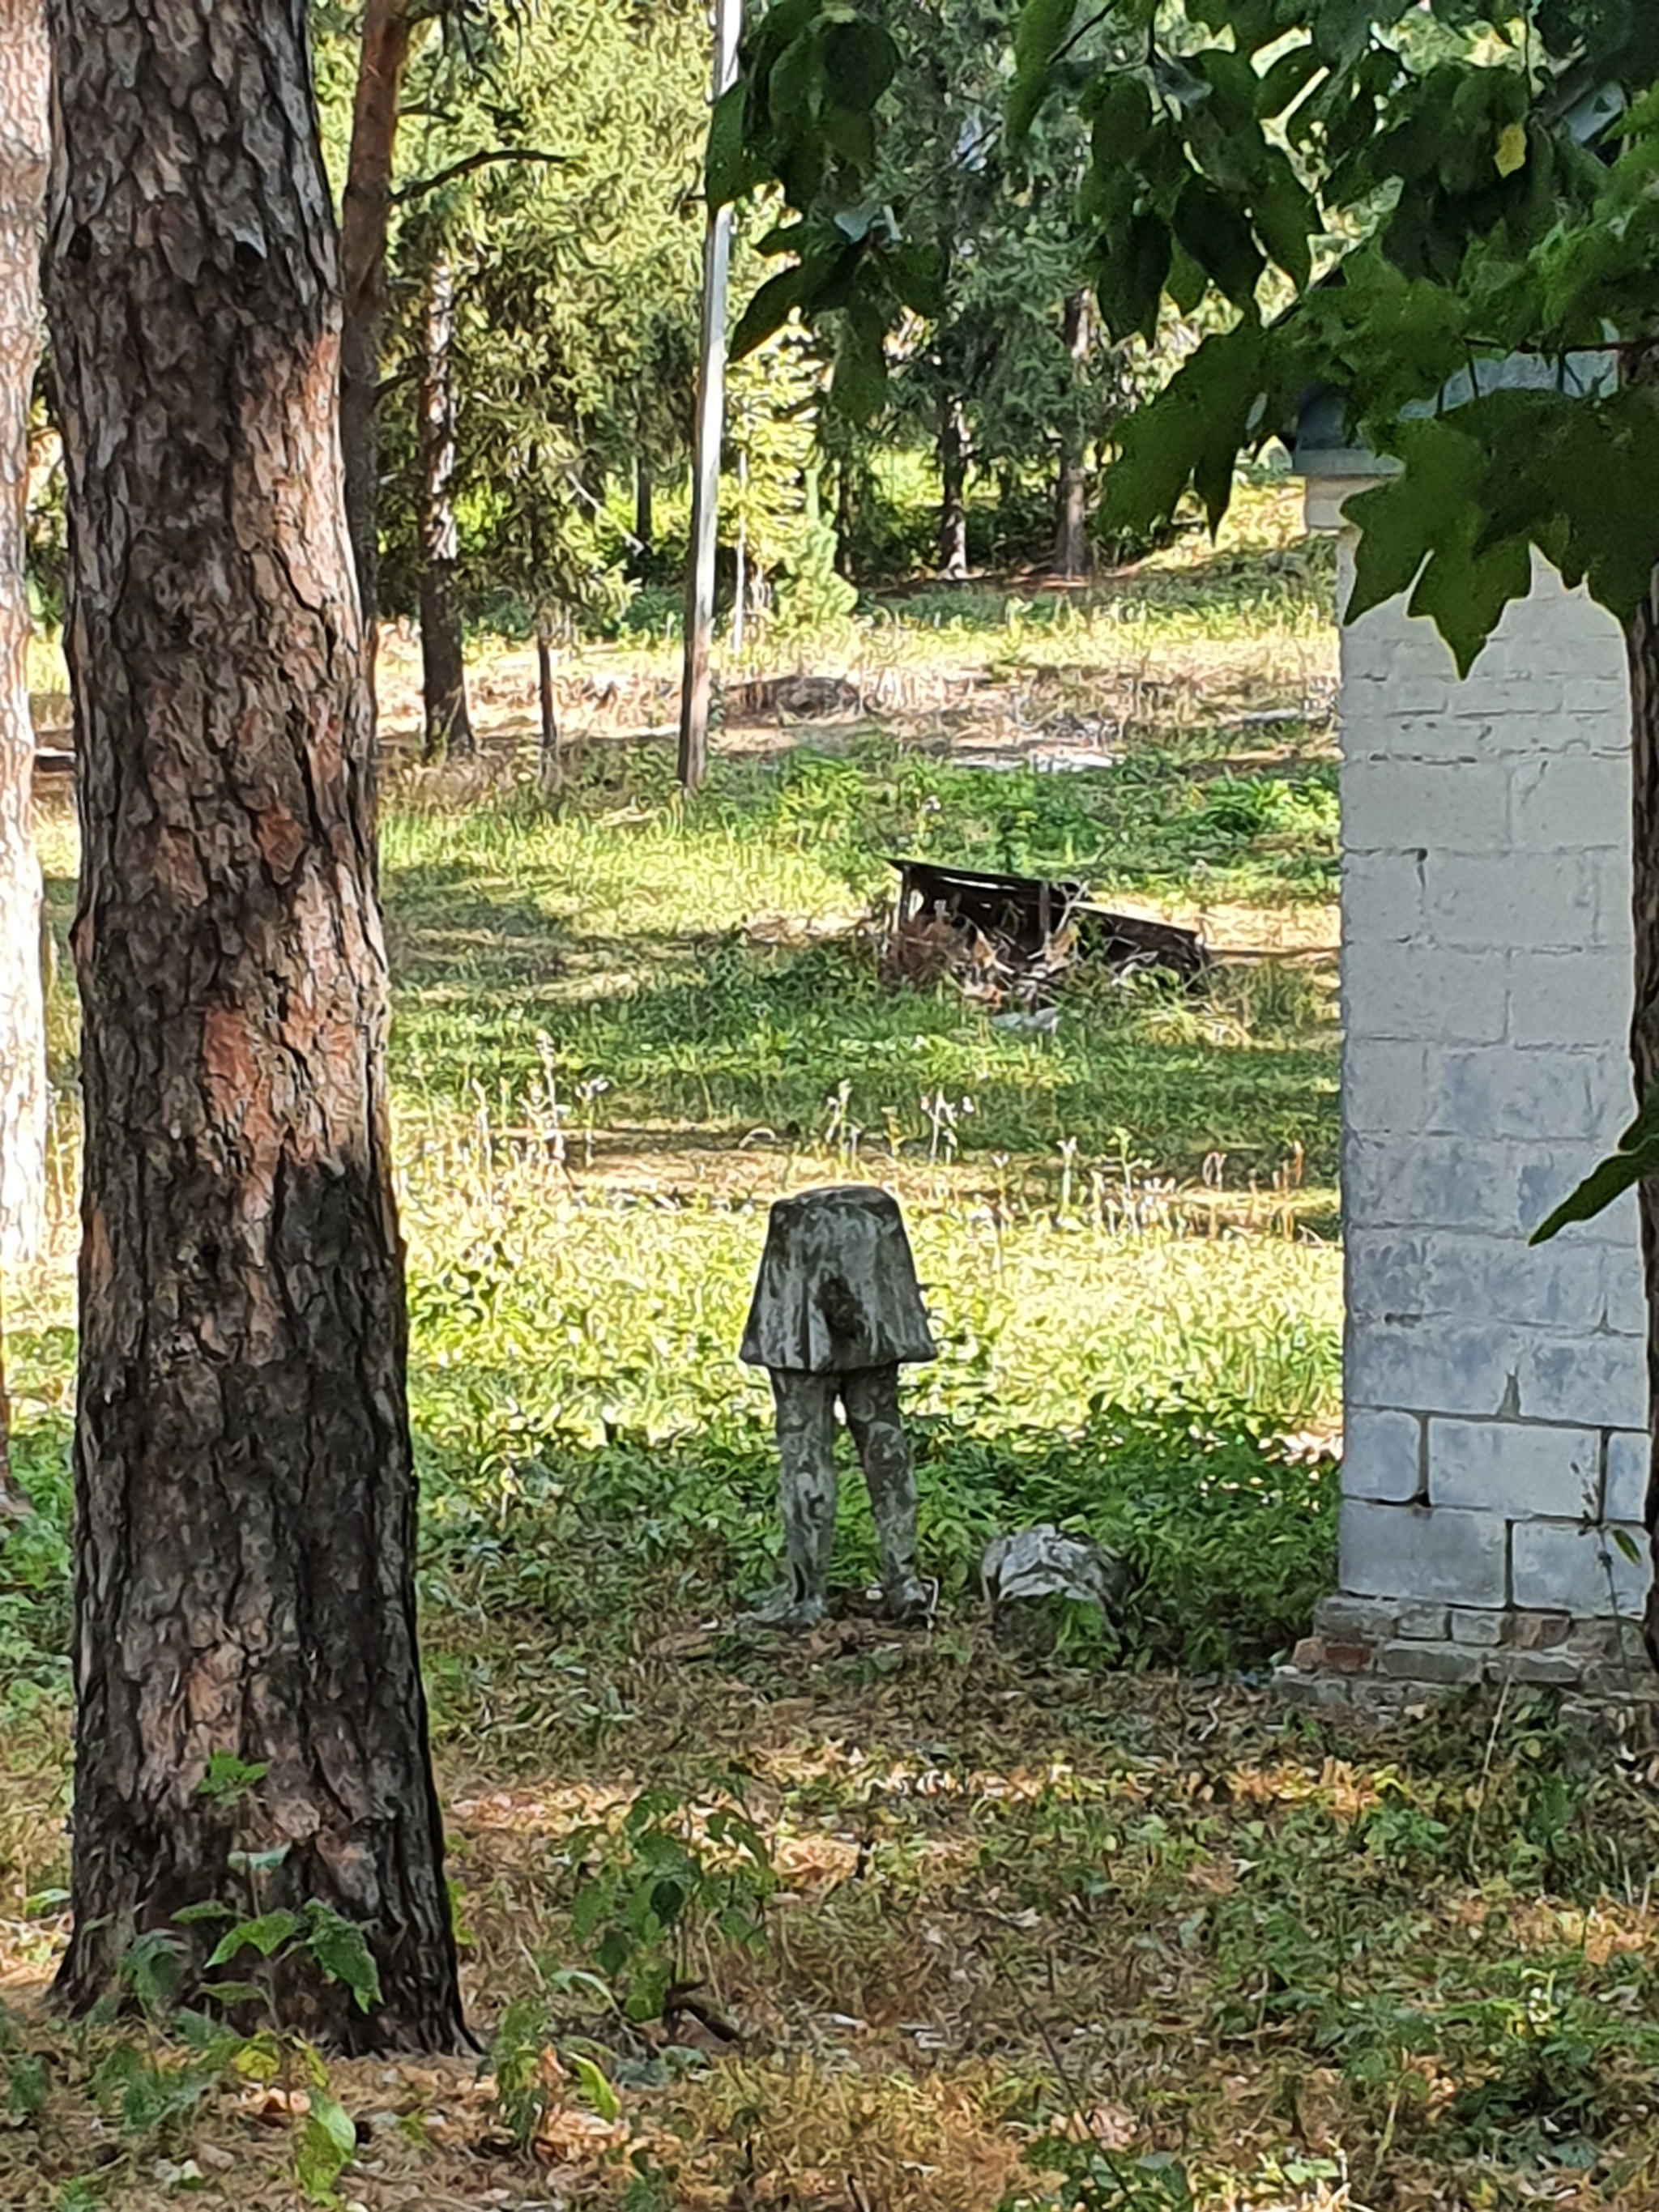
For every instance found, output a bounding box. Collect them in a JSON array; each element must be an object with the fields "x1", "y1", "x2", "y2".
[
  {"x1": 745, "y1": 1369, "x2": 838, "y2": 1628},
  {"x1": 840, "y1": 1366, "x2": 928, "y2": 1622}
]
